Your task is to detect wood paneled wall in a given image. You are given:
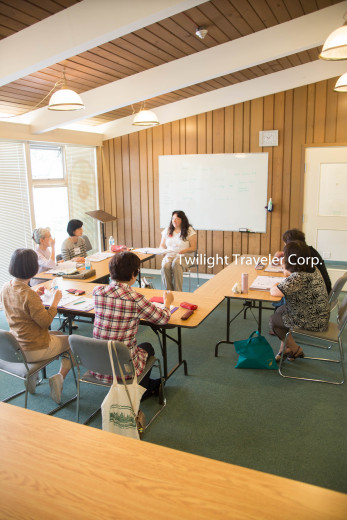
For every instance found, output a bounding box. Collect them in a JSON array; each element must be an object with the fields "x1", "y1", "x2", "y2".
[{"x1": 99, "y1": 77, "x2": 347, "y2": 273}]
